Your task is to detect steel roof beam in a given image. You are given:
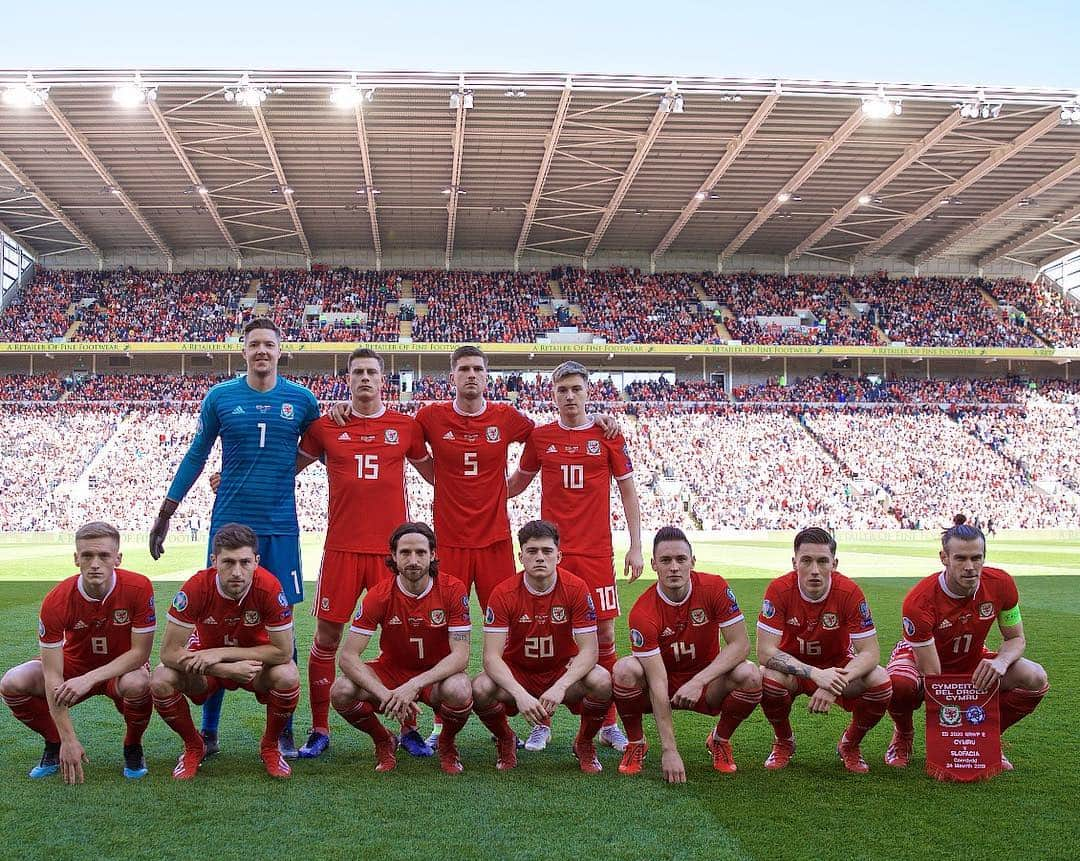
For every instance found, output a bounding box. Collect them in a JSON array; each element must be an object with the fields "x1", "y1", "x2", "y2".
[
  {"x1": 444, "y1": 88, "x2": 467, "y2": 270},
  {"x1": 855, "y1": 109, "x2": 1061, "y2": 260},
  {"x1": 515, "y1": 79, "x2": 573, "y2": 263},
  {"x1": 0, "y1": 147, "x2": 102, "y2": 260},
  {"x1": 353, "y1": 103, "x2": 383, "y2": 267},
  {"x1": 721, "y1": 105, "x2": 865, "y2": 261},
  {"x1": 42, "y1": 97, "x2": 173, "y2": 264},
  {"x1": 251, "y1": 104, "x2": 312, "y2": 259},
  {"x1": 788, "y1": 111, "x2": 963, "y2": 262},
  {"x1": 584, "y1": 93, "x2": 672, "y2": 259},
  {"x1": 654, "y1": 91, "x2": 780, "y2": 259},
  {"x1": 980, "y1": 200, "x2": 1080, "y2": 266}
]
